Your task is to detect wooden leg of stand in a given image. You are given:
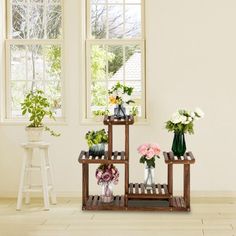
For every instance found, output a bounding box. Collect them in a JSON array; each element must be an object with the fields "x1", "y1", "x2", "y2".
[
  {"x1": 82, "y1": 164, "x2": 89, "y2": 209},
  {"x1": 184, "y1": 164, "x2": 190, "y2": 210},
  {"x1": 168, "y1": 164, "x2": 173, "y2": 207}
]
